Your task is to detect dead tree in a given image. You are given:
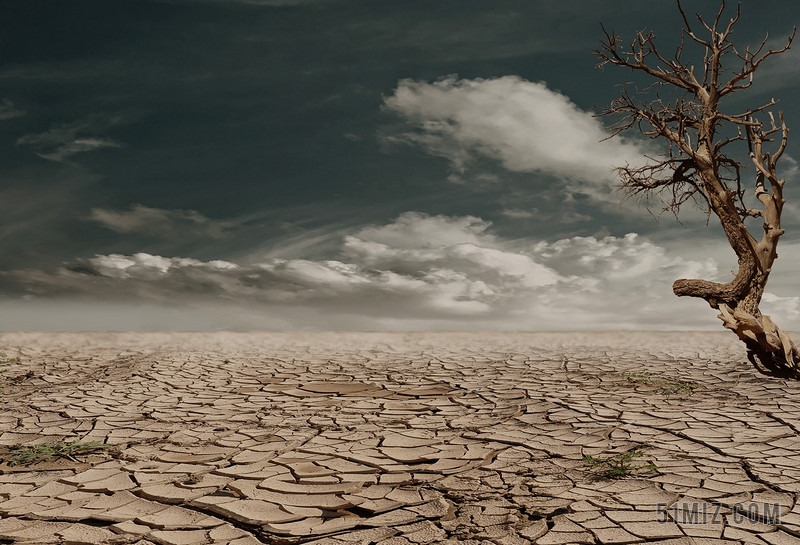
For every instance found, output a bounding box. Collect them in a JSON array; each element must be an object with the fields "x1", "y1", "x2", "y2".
[{"x1": 596, "y1": 1, "x2": 799, "y2": 376}]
